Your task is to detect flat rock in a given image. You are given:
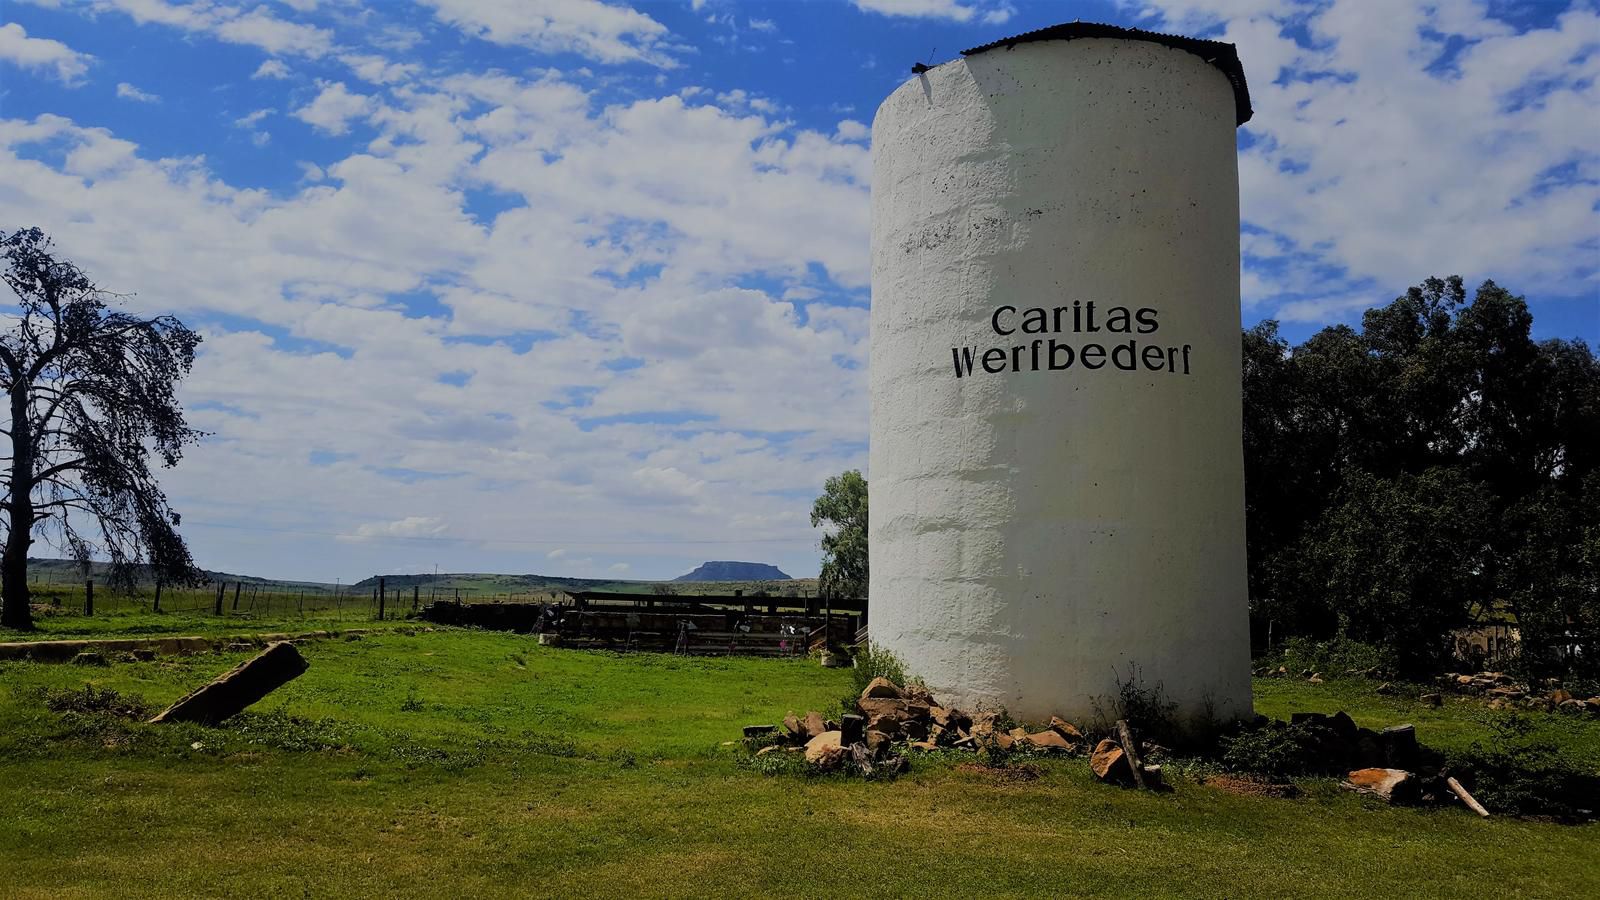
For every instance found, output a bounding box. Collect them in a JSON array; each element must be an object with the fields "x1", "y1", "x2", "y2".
[
  {"x1": 856, "y1": 697, "x2": 910, "y2": 721},
  {"x1": 1048, "y1": 717, "x2": 1083, "y2": 741},
  {"x1": 1342, "y1": 767, "x2": 1419, "y2": 804},
  {"x1": 804, "y1": 731, "x2": 847, "y2": 768},
  {"x1": 1021, "y1": 730, "x2": 1075, "y2": 752},
  {"x1": 860, "y1": 677, "x2": 905, "y2": 700},
  {"x1": 1090, "y1": 738, "x2": 1132, "y2": 783},
  {"x1": 803, "y1": 710, "x2": 827, "y2": 740}
]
